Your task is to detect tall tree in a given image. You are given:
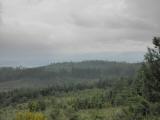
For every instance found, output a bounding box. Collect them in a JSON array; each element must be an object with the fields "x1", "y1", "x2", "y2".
[{"x1": 141, "y1": 37, "x2": 160, "y2": 102}]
